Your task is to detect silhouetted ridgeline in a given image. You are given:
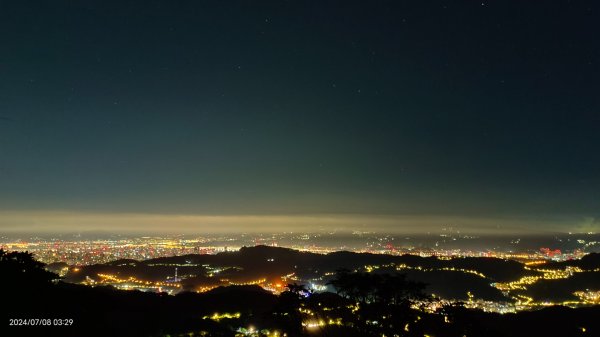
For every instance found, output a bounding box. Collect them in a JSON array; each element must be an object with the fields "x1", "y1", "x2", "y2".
[
  {"x1": 545, "y1": 252, "x2": 600, "y2": 270},
  {"x1": 64, "y1": 246, "x2": 534, "y2": 301}
]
